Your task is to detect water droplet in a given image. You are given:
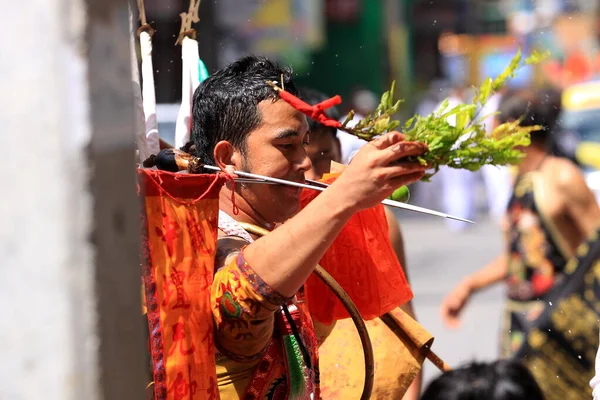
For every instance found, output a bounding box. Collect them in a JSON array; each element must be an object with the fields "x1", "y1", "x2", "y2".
[
  {"x1": 433, "y1": 20, "x2": 437, "y2": 26},
  {"x1": 578, "y1": 355, "x2": 582, "y2": 359},
  {"x1": 549, "y1": 301, "x2": 553, "y2": 306}
]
